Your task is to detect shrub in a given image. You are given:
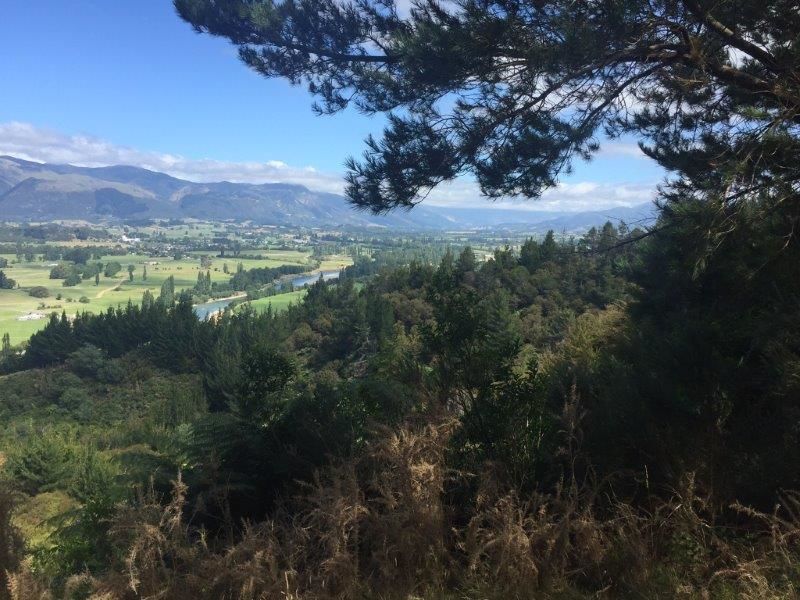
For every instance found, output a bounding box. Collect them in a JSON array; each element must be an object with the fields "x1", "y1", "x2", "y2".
[
  {"x1": 62, "y1": 272, "x2": 82, "y2": 287},
  {"x1": 97, "y1": 358, "x2": 126, "y2": 384},
  {"x1": 0, "y1": 270, "x2": 15, "y2": 289},
  {"x1": 78, "y1": 296, "x2": 90, "y2": 304},
  {"x1": 49, "y1": 264, "x2": 70, "y2": 279},
  {"x1": 58, "y1": 387, "x2": 92, "y2": 412},
  {"x1": 103, "y1": 262, "x2": 122, "y2": 277},
  {"x1": 28, "y1": 286, "x2": 49, "y2": 298},
  {"x1": 67, "y1": 345, "x2": 107, "y2": 379},
  {"x1": 5, "y1": 427, "x2": 79, "y2": 495},
  {"x1": 31, "y1": 447, "x2": 124, "y2": 582}
]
